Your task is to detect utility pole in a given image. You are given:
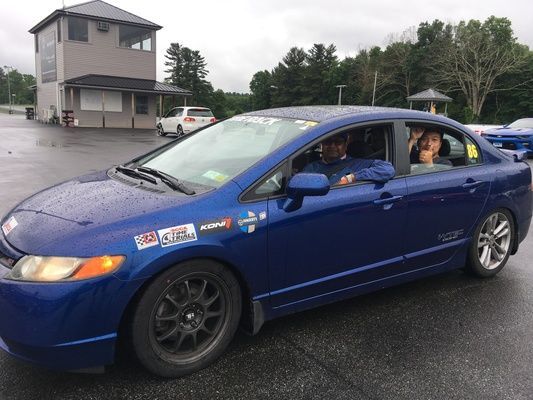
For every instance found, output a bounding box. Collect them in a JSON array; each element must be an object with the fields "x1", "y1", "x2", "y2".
[
  {"x1": 371, "y1": 71, "x2": 378, "y2": 106},
  {"x1": 336, "y1": 85, "x2": 346, "y2": 105},
  {"x1": 4, "y1": 66, "x2": 13, "y2": 114}
]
